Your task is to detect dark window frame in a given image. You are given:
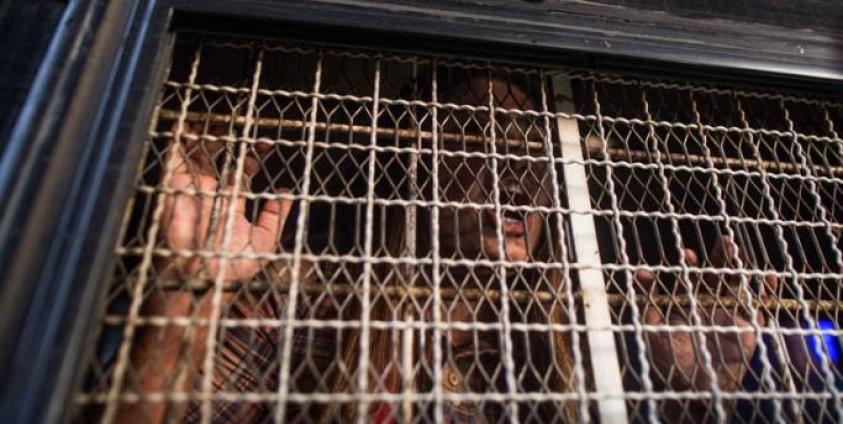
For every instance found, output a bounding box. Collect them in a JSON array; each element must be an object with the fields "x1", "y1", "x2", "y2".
[{"x1": 0, "y1": 1, "x2": 840, "y2": 422}]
